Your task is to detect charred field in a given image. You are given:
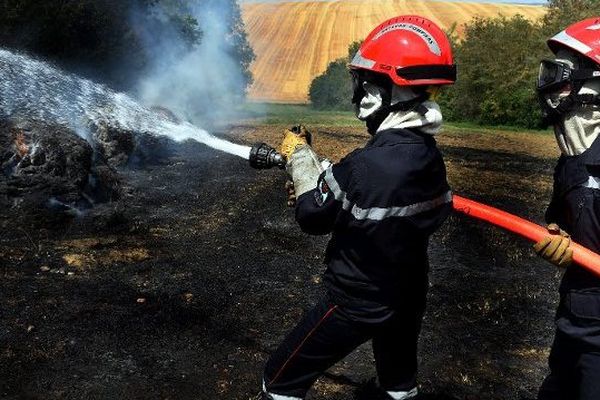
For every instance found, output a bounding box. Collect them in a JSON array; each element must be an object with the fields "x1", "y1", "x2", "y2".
[{"x1": 1, "y1": 123, "x2": 563, "y2": 400}]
